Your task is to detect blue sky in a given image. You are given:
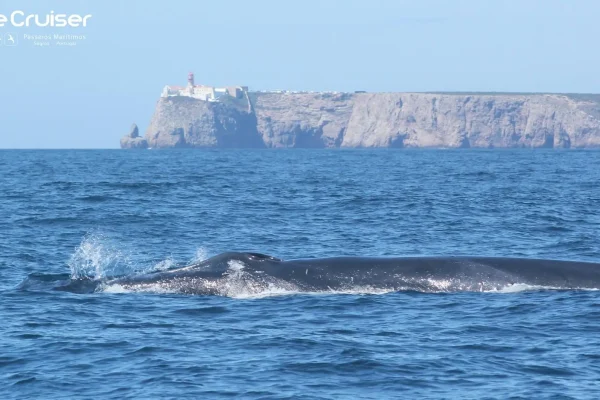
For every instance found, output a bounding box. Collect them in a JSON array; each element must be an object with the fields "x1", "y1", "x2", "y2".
[{"x1": 1, "y1": 0, "x2": 599, "y2": 148}]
